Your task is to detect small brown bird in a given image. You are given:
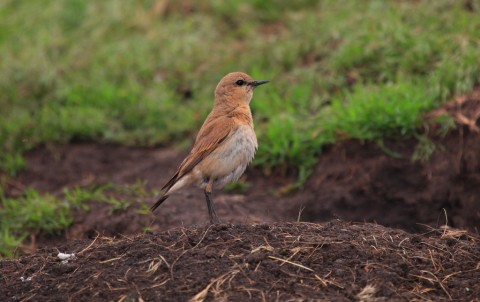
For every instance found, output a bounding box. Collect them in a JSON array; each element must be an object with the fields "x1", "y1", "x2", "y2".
[{"x1": 151, "y1": 72, "x2": 269, "y2": 223}]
